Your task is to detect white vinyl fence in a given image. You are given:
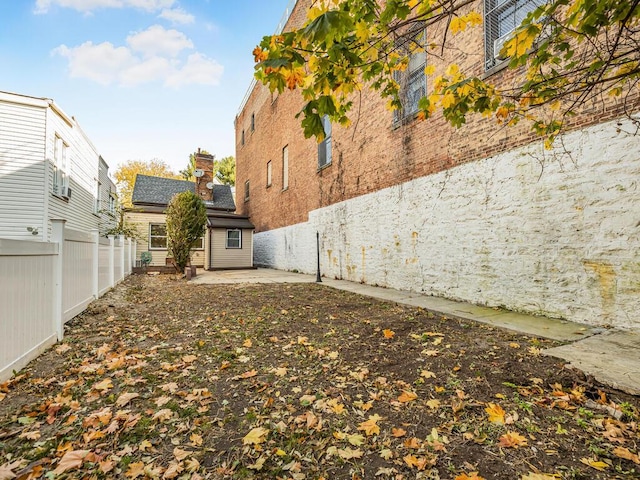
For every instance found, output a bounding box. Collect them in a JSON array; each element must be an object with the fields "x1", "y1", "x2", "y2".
[{"x1": 0, "y1": 219, "x2": 135, "y2": 381}]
